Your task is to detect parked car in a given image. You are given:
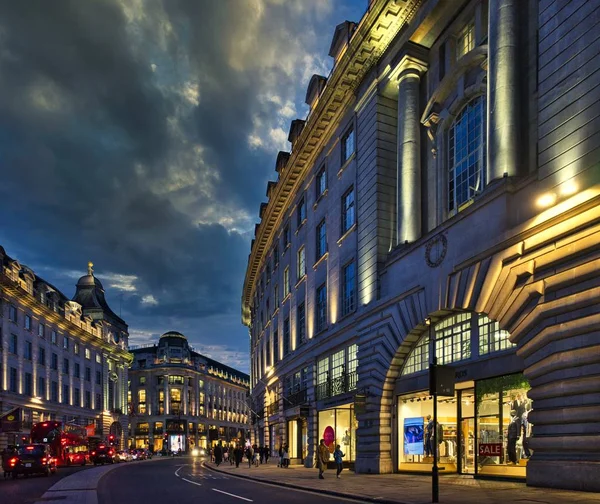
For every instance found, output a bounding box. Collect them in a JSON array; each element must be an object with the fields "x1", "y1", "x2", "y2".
[
  {"x1": 8, "y1": 444, "x2": 57, "y2": 478},
  {"x1": 90, "y1": 444, "x2": 116, "y2": 465}
]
